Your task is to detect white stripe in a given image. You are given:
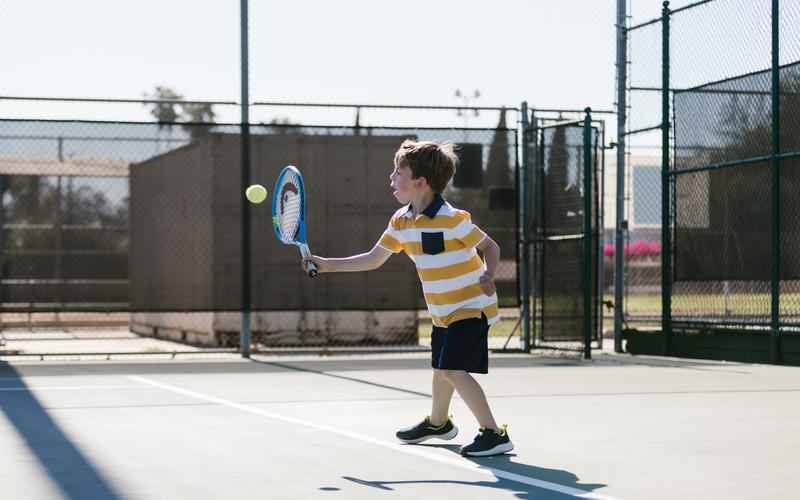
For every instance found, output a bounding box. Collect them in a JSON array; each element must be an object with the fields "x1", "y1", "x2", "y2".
[
  {"x1": 390, "y1": 227, "x2": 417, "y2": 243},
  {"x1": 412, "y1": 248, "x2": 478, "y2": 269},
  {"x1": 439, "y1": 202, "x2": 461, "y2": 217},
  {"x1": 377, "y1": 242, "x2": 401, "y2": 254},
  {"x1": 421, "y1": 269, "x2": 484, "y2": 294},
  {"x1": 427, "y1": 293, "x2": 498, "y2": 318},
  {"x1": 0, "y1": 385, "x2": 141, "y2": 392},
  {"x1": 391, "y1": 220, "x2": 473, "y2": 243},
  {"x1": 448, "y1": 219, "x2": 476, "y2": 240},
  {"x1": 128, "y1": 375, "x2": 618, "y2": 500}
]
